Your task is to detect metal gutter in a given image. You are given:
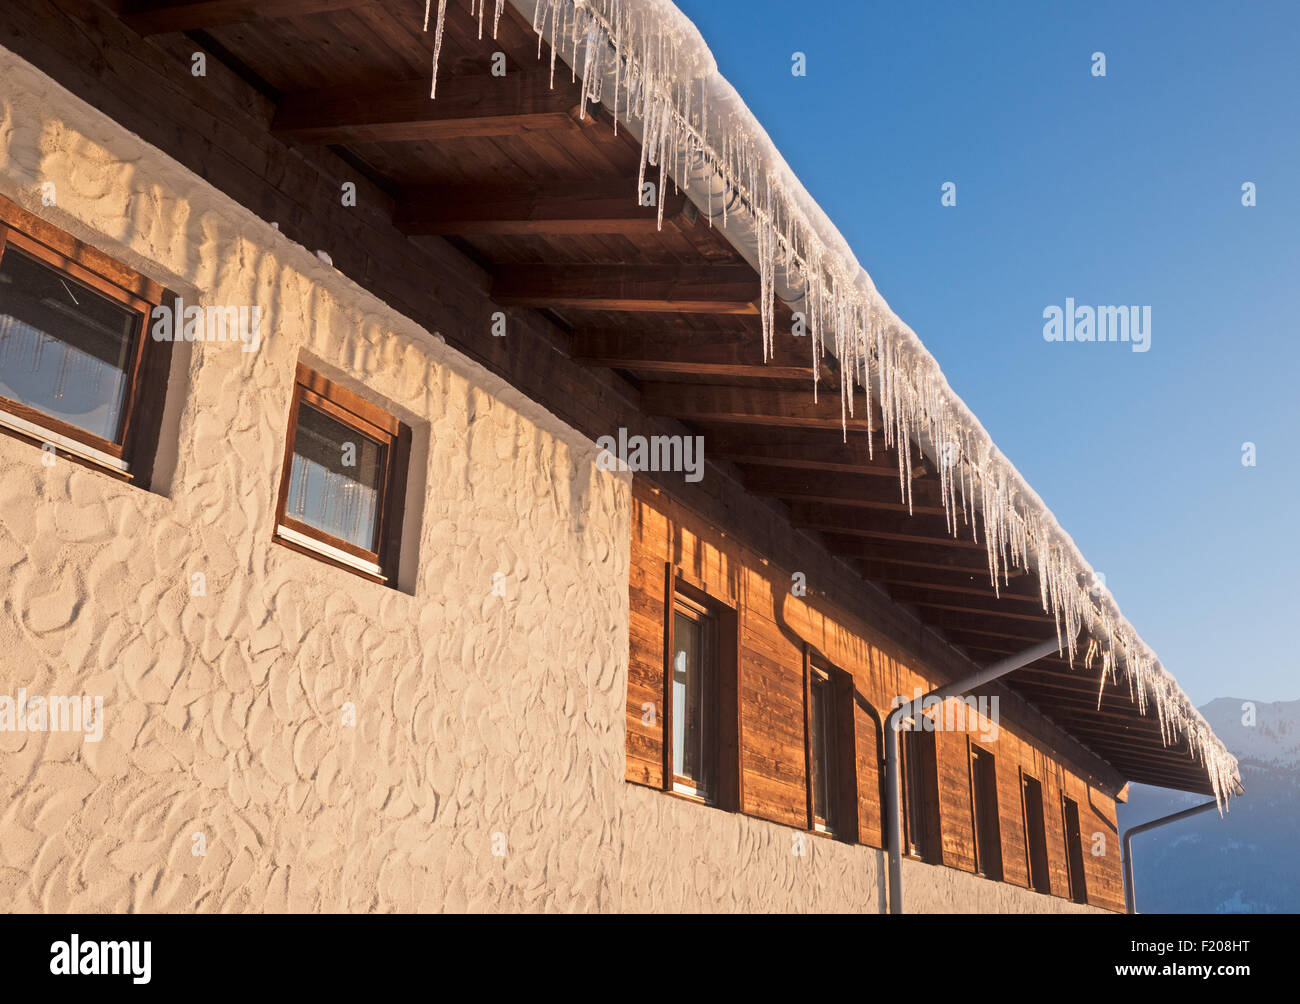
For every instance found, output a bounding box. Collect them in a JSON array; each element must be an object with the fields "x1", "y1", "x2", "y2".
[{"x1": 1121, "y1": 798, "x2": 1235, "y2": 914}]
